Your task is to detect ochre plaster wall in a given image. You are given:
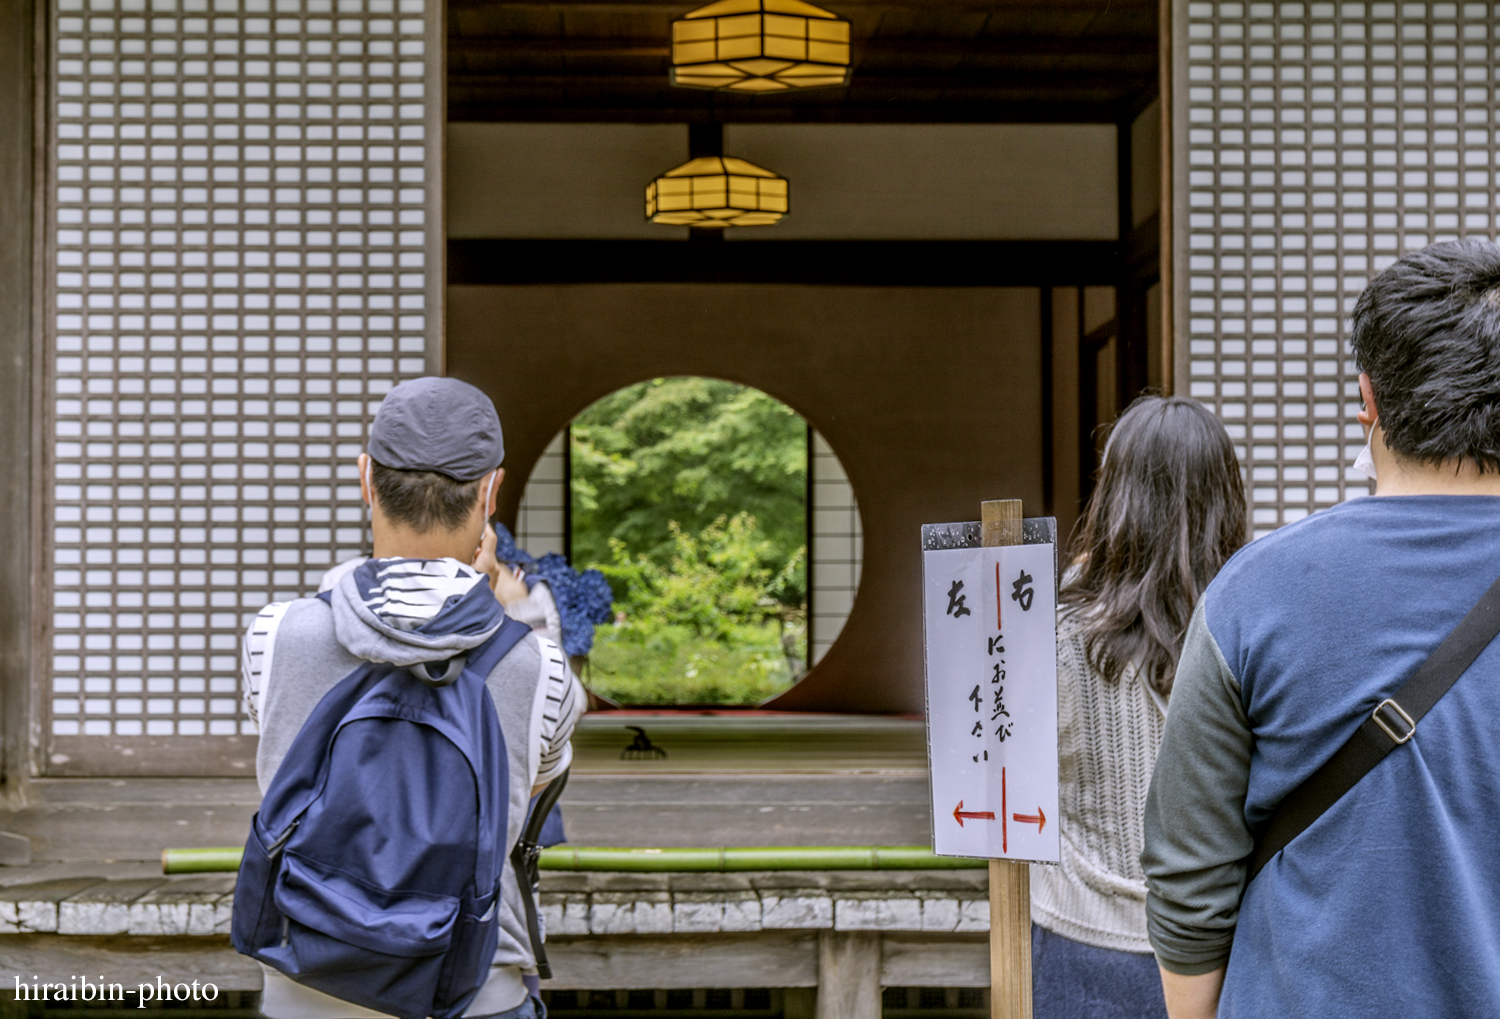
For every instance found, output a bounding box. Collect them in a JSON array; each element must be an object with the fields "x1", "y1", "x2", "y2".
[
  {"x1": 446, "y1": 284, "x2": 1043, "y2": 714},
  {"x1": 446, "y1": 123, "x2": 1119, "y2": 242}
]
